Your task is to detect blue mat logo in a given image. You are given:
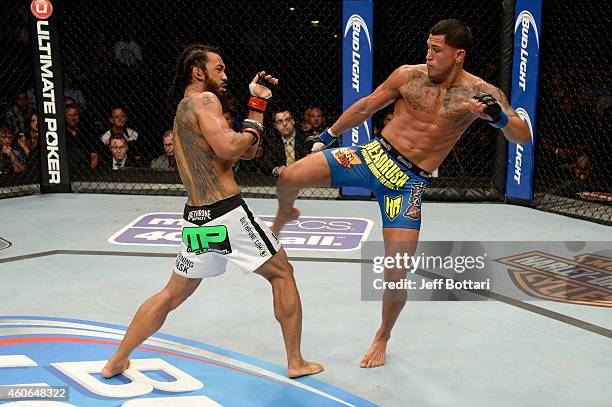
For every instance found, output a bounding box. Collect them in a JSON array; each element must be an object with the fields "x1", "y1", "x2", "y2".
[{"x1": 0, "y1": 317, "x2": 375, "y2": 406}]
